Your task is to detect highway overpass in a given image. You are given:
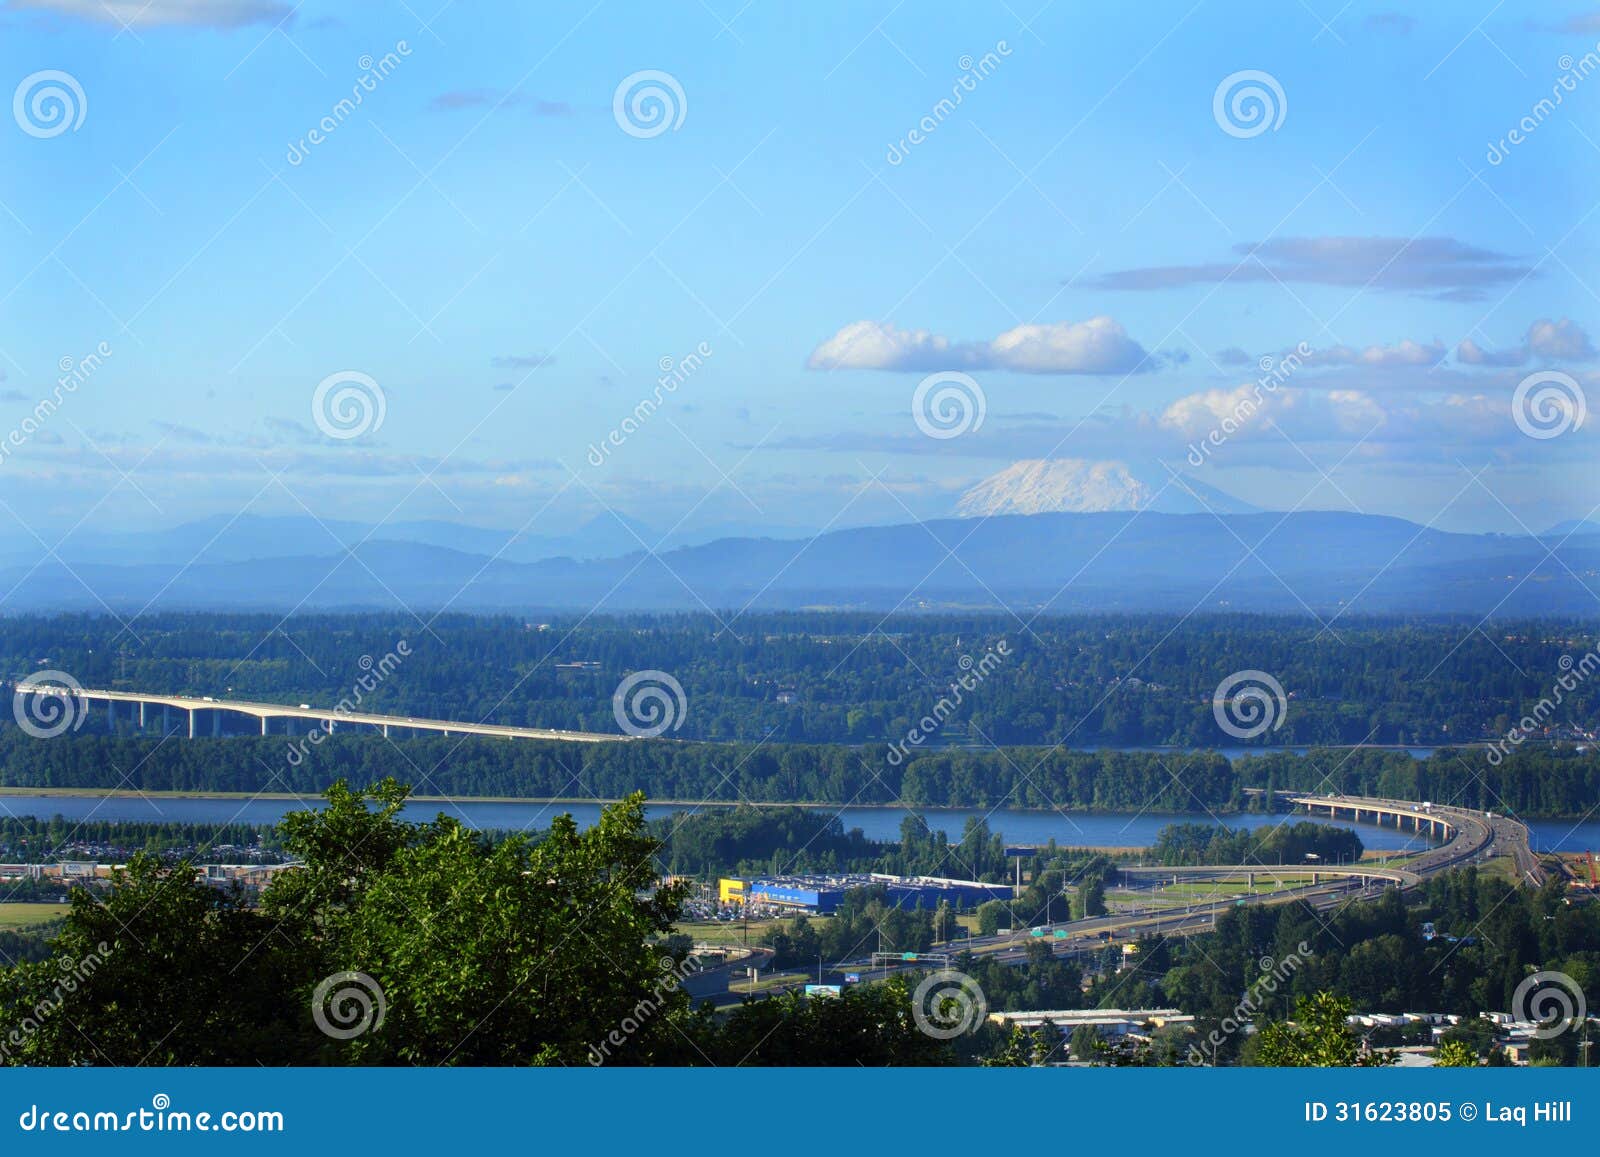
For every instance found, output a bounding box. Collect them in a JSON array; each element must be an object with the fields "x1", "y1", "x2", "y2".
[{"x1": 853, "y1": 790, "x2": 1536, "y2": 983}]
